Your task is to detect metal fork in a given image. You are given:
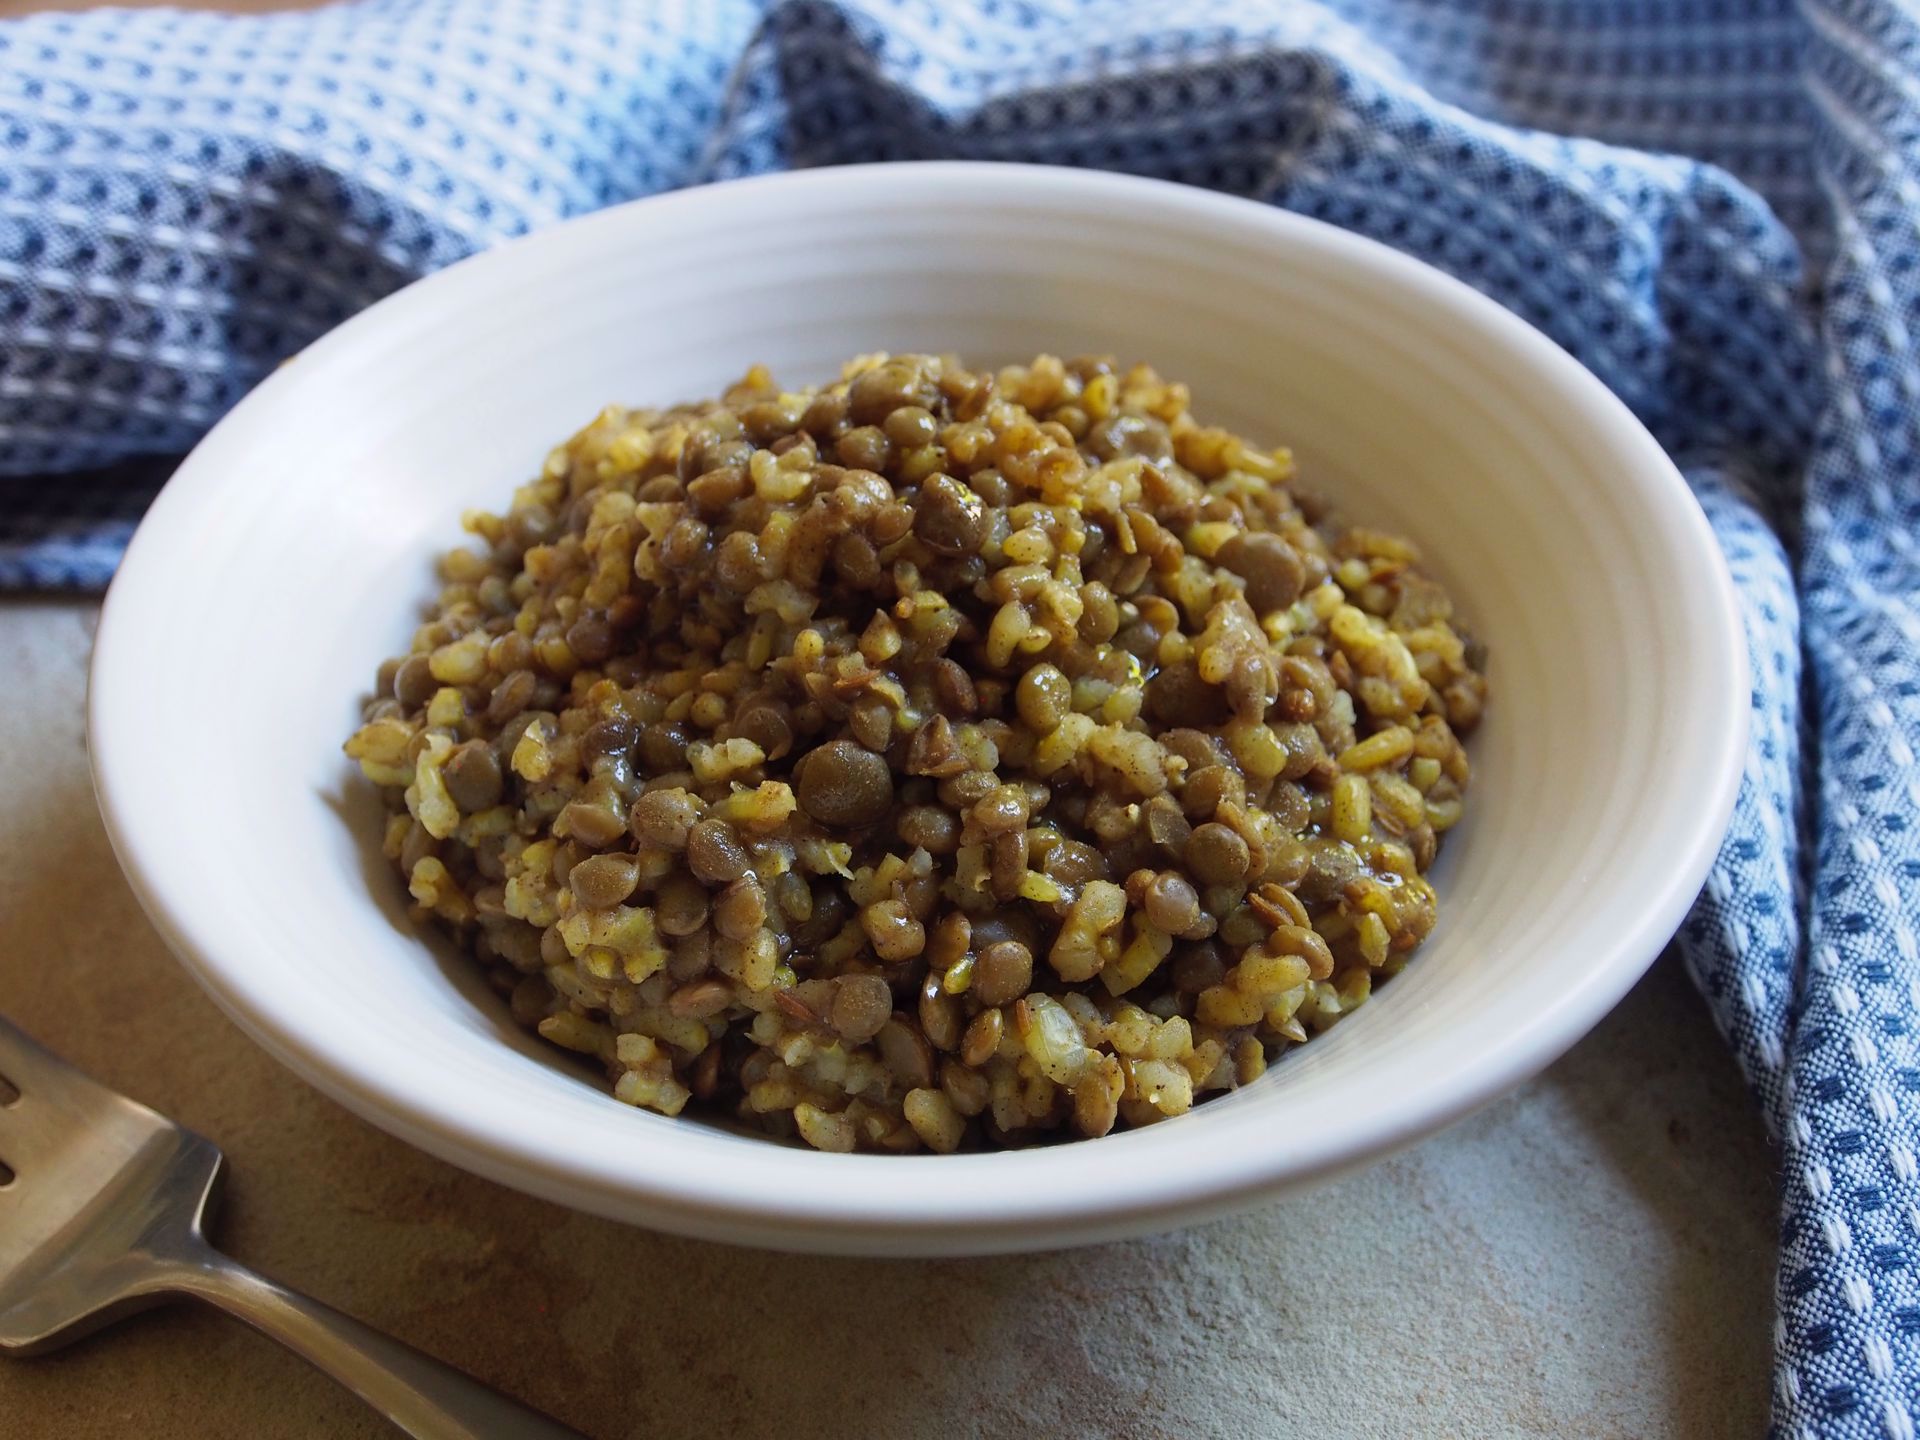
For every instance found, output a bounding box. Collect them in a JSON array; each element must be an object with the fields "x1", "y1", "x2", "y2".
[{"x1": 0, "y1": 1015, "x2": 588, "y2": 1439}]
